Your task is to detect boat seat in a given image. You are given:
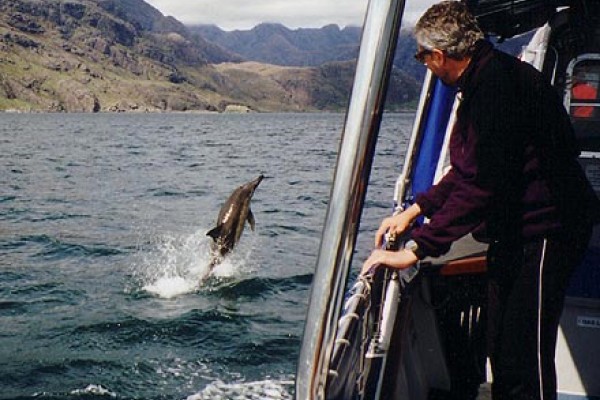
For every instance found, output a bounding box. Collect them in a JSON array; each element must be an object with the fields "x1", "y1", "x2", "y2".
[{"x1": 424, "y1": 234, "x2": 488, "y2": 275}]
